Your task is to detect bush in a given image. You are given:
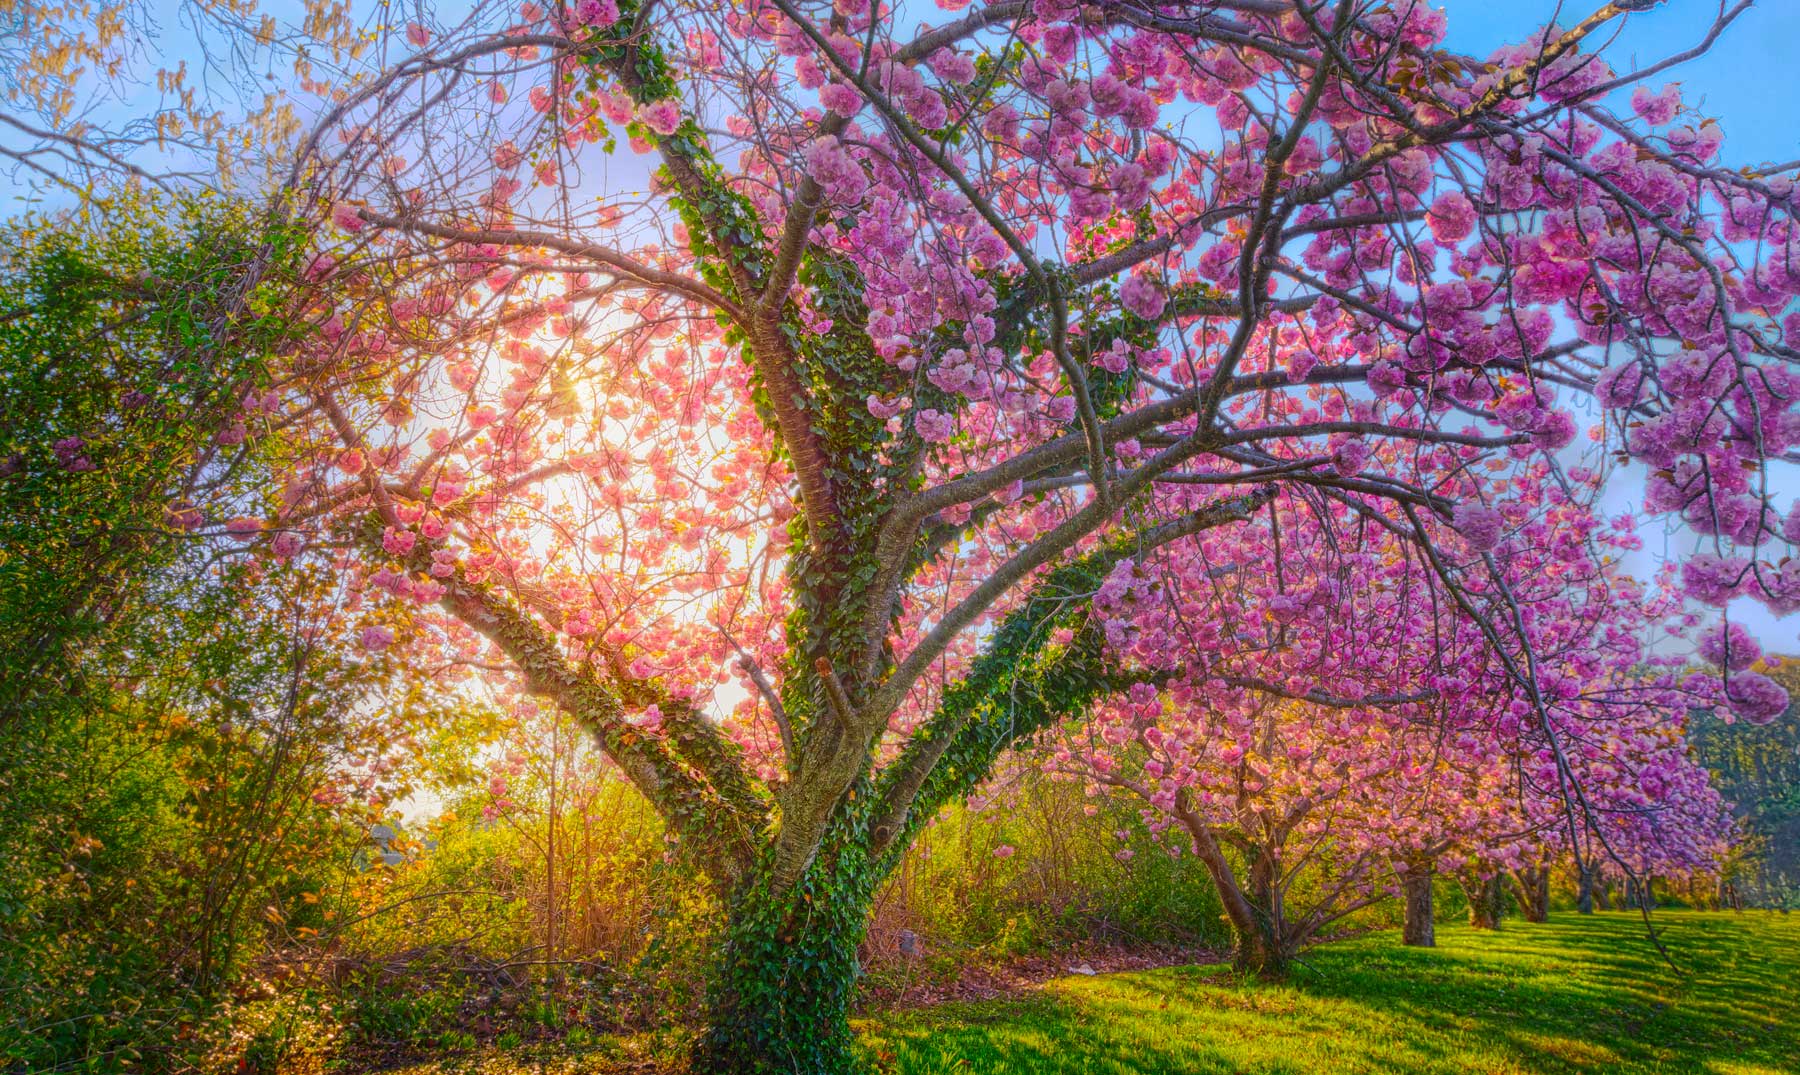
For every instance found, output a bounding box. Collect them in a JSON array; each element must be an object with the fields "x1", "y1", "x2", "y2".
[{"x1": 868, "y1": 770, "x2": 1232, "y2": 966}]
